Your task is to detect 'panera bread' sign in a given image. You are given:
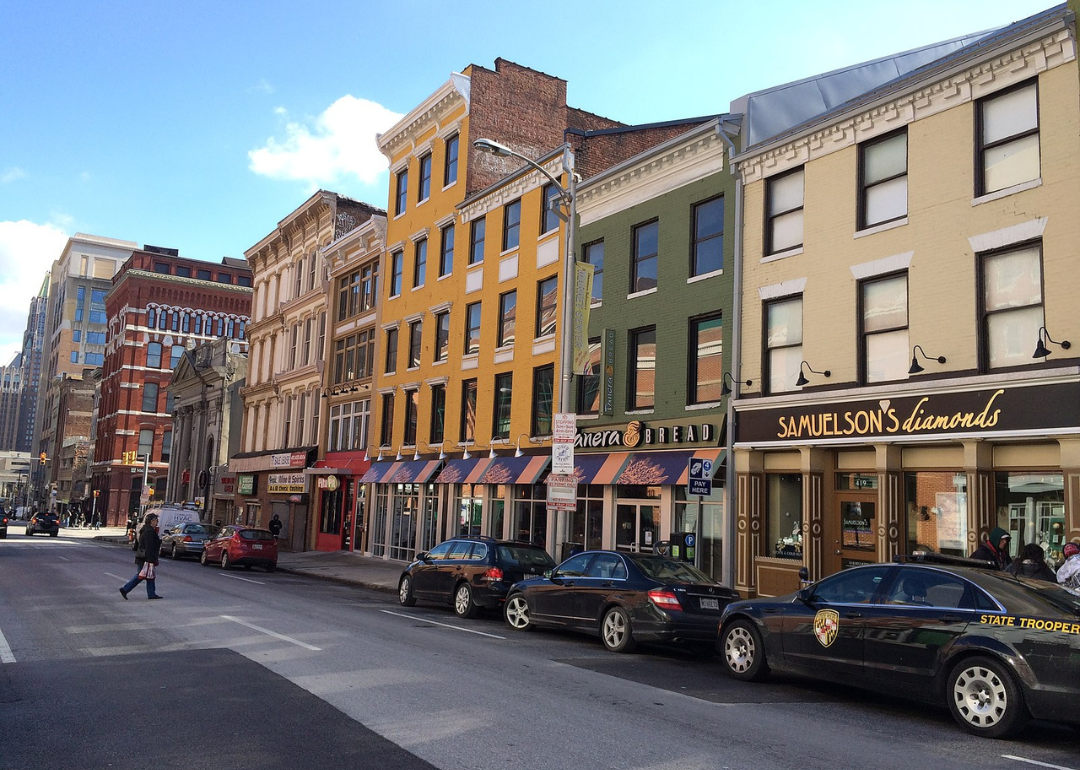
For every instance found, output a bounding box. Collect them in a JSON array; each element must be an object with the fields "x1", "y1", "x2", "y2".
[{"x1": 737, "y1": 383, "x2": 1080, "y2": 444}]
